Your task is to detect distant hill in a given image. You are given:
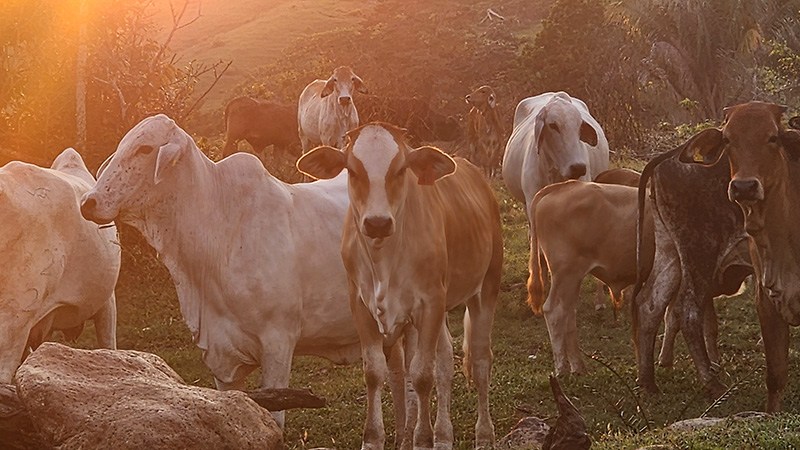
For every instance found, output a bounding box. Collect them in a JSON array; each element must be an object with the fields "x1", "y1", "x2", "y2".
[{"x1": 150, "y1": 0, "x2": 364, "y2": 114}]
